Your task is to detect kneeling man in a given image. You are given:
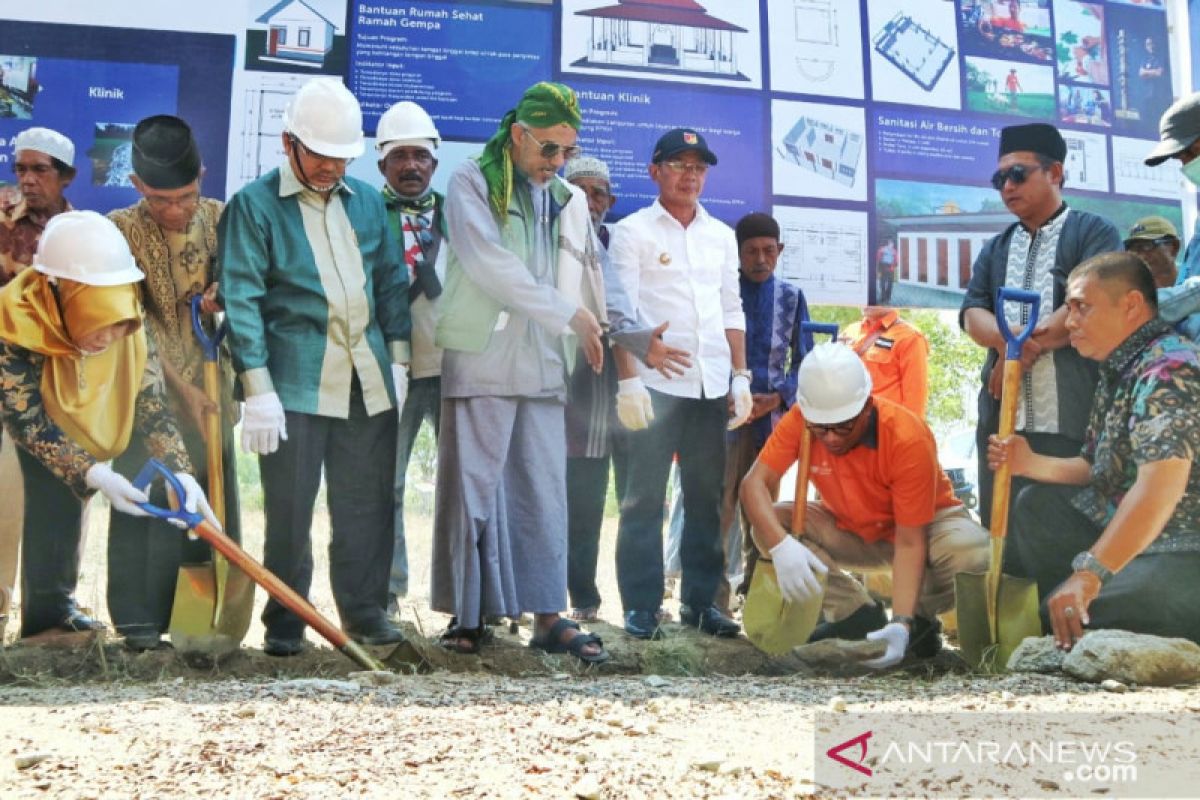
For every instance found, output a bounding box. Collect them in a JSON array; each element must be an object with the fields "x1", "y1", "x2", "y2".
[
  {"x1": 991, "y1": 252, "x2": 1200, "y2": 649},
  {"x1": 741, "y1": 343, "x2": 989, "y2": 667}
]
